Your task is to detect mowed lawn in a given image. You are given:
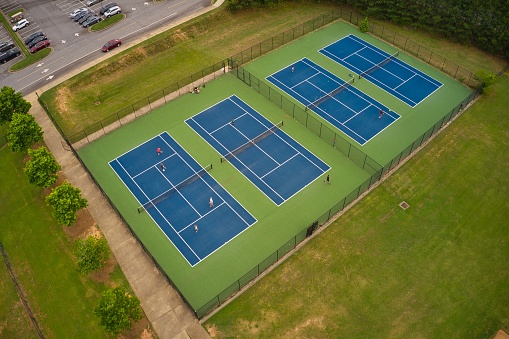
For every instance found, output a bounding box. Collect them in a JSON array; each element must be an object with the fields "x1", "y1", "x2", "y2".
[
  {"x1": 0, "y1": 146, "x2": 109, "y2": 338},
  {"x1": 39, "y1": 3, "x2": 339, "y2": 138},
  {"x1": 204, "y1": 76, "x2": 509, "y2": 337}
]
